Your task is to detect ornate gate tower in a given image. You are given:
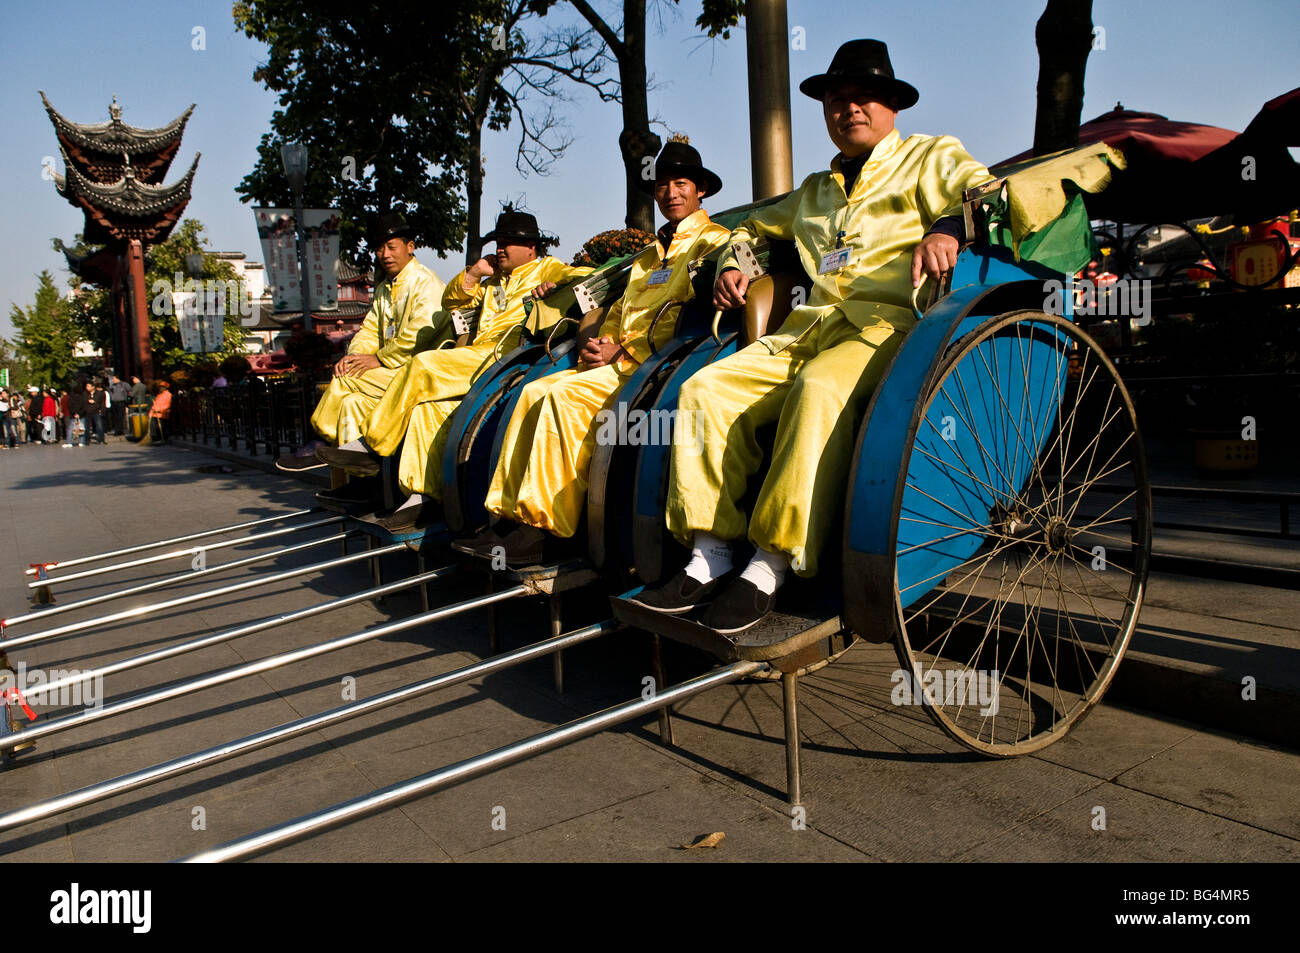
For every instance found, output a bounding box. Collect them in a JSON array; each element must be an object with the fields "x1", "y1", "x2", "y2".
[{"x1": 42, "y1": 92, "x2": 200, "y2": 381}]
